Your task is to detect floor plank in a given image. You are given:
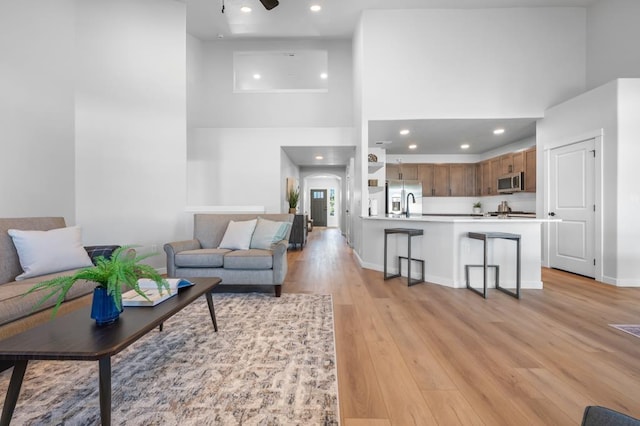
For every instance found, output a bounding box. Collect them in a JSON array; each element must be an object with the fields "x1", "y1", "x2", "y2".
[{"x1": 284, "y1": 228, "x2": 640, "y2": 425}]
